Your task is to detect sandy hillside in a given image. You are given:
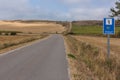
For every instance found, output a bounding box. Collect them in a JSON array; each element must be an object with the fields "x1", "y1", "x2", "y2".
[
  {"x1": 0, "y1": 21, "x2": 66, "y2": 33},
  {"x1": 73, "y1": 36, "x2": 120, "y2": 59}
]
